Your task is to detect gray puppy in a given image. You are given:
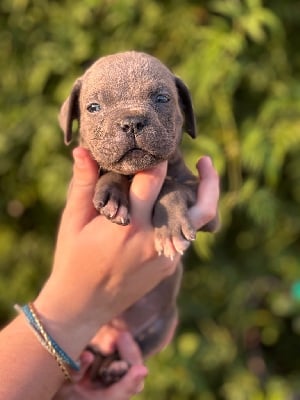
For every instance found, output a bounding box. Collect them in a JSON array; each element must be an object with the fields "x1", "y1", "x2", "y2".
[{"x1": 59, "y1": 51, "x2": 215, "y2": 385}]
